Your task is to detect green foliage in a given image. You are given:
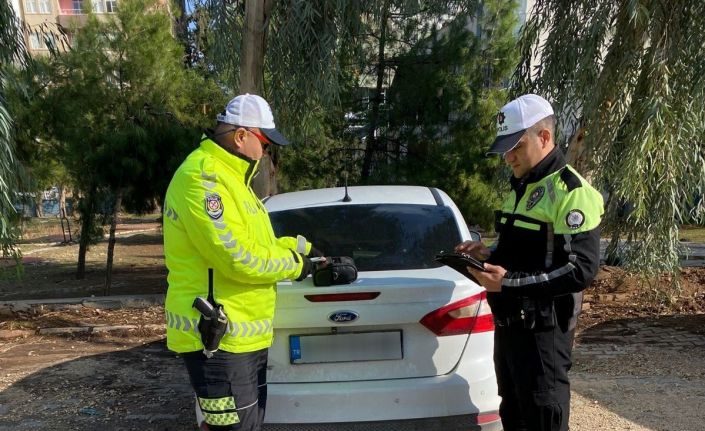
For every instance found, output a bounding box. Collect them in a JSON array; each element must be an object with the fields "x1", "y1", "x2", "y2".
[
  {"x1": 198, "y1": 0, "x2": 519, "y2": 226},
  {"x1": 275, "y1": 106, "x2": 352, "y2": 192},
  {"x1": 7, "y1": 59, "x2": 71, "y2": 200},
  {"x1": 376, "y1": 2, "x2": 518, "y2": 230},
  {"x1": 0, "y1": 0, "x2": 28, "y2": 258},
  {"x1": 9, "y1": 0, "x2": 222, "y2": 279},
  {"x1": 177, "y1": 1, "x2": 217, "y2": 75},
  {"x1": 199, "y1": 0, "x2": 245, "y2": 89},
  {"x1": 516, "y1": 0, "x2": 705, "y2": 276},
  {"x1": 265, "y1": 1, "x2": 367, "y2": 138},
  {"x1": 37, "y1": 0, "x2": 220, "y2": 212}
]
